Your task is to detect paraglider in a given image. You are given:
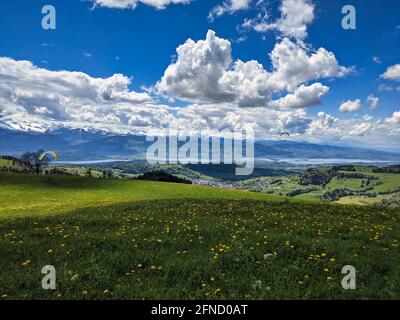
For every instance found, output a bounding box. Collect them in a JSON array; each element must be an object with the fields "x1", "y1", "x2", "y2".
[
  {"x1": 39, "y1": 151, "x2": 57, "y2": 161},
  {"x1": 280, "y1": 132, "x2": 290, "y2": 137}
]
